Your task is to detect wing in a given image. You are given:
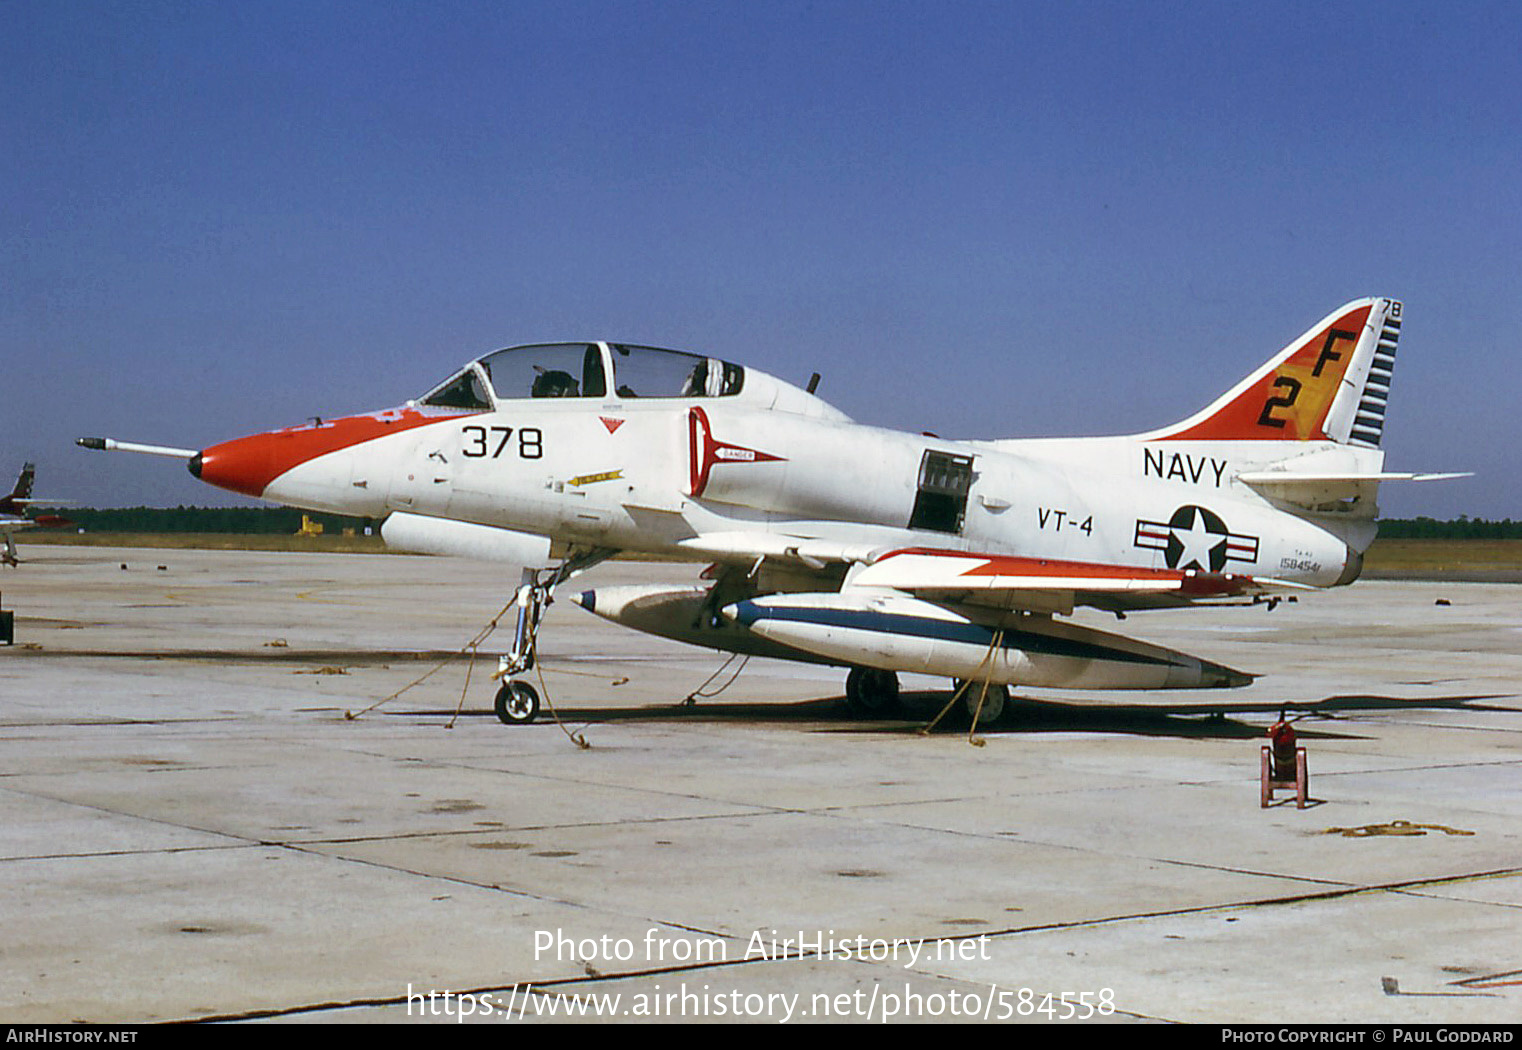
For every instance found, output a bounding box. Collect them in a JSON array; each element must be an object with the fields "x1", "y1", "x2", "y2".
[
  {"x1": 673, "y1": 531, "x2": 881, "y2": 569},
  {"x1": 846, "y1": 547, "x2": 1308, "y2": 615}
]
